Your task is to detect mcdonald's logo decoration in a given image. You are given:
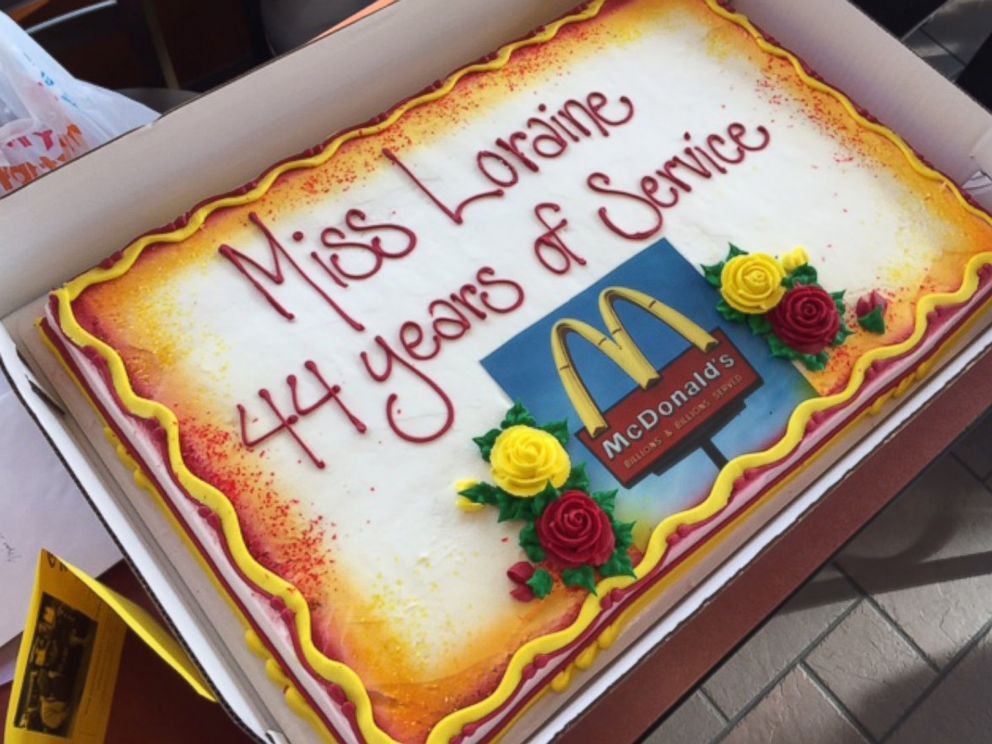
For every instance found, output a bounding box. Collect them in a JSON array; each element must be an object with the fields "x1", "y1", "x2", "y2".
[
  {"x1": 553, "y1": 289, "x2": 762, "y2": 487},
  {"x1": 481, "y1": 242, "x2": 817, "y2": 524}
]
